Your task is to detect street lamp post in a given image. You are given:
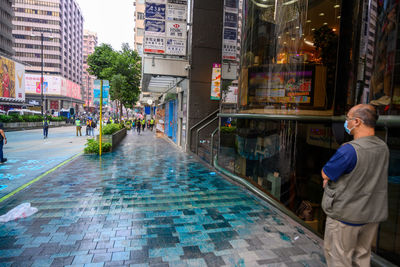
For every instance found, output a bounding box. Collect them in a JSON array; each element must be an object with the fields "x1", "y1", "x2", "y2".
[
  {"x1": 31, "y1": 30, "x2": 52, "y2": 118},
  {"x1": 40, "y1": 32, "x2": 44, "y2": 117}
]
